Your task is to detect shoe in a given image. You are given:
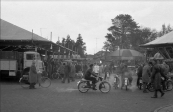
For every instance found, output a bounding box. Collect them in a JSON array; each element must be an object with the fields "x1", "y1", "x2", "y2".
[
  {"x1": 151, "y1": 96, "x2": 157, "y2": 98},
  {"x1": 161, "y1": 93, "x2": 165, "y2": 97},
  {"x1": 143, "y1": 91, "x2": 148, "y2": 93},
  {"x1": 92, "y1": 88, "x2": 97, "y2": 90}
]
